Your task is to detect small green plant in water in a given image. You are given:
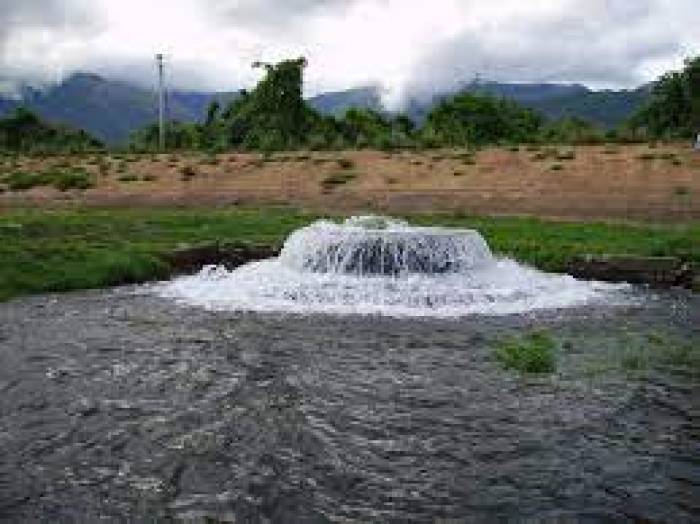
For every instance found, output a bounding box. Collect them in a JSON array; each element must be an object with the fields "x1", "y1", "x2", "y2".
[{"x1": 495, "y1": 331, "x2": 557, "y2": 374}]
